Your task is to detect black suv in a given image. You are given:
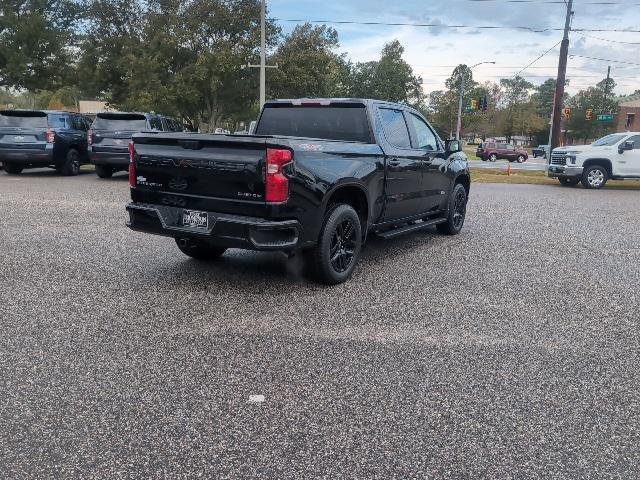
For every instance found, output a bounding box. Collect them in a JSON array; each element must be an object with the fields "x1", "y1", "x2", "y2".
[
  {"x1": 89, "y1": 112, "x2": 183, "y2": 178},
  {"x1": 0, "y1": 110, "x2": 91, "y2": 175}
]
